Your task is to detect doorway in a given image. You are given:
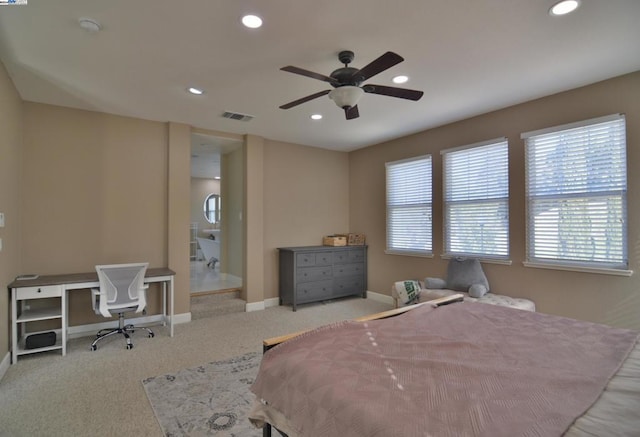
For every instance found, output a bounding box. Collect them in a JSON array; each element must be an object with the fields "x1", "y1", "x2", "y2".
[{"x1": 189, "y1": 132, "x2": 244, "y2": 295}]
